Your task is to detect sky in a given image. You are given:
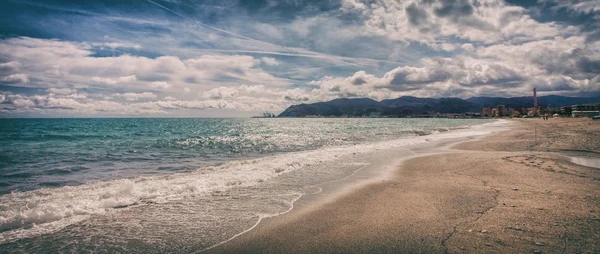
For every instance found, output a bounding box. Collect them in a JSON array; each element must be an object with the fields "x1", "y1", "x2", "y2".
[{"x1": 0, "y1": 0, "x2": 599, "y2": 117}]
